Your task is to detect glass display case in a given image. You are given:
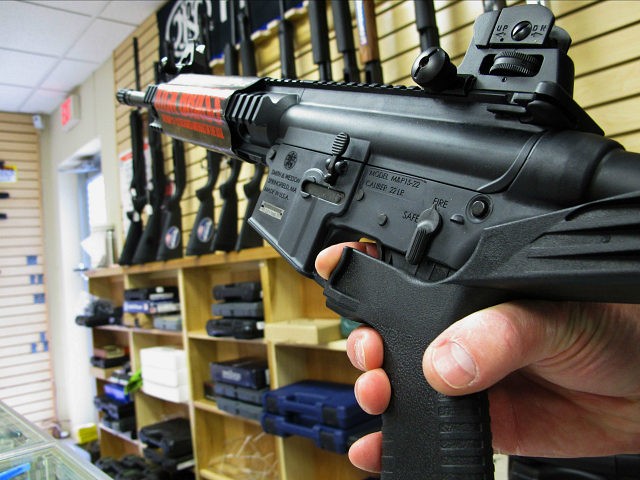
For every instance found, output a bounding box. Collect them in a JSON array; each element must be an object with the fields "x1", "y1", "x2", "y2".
[{"x1": 0, "y1": 401, "x2": 110, "y2": 480}]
